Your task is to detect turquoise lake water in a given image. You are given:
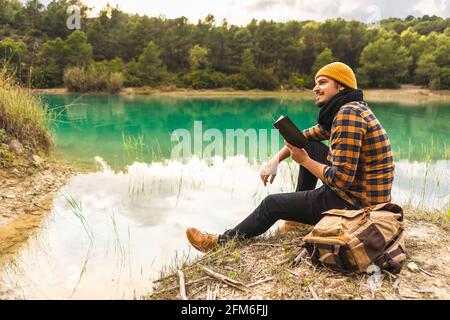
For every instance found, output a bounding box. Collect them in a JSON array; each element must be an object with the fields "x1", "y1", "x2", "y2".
[{"x1": 41, "y1": 94, "x2": 449, "y2": 169}]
